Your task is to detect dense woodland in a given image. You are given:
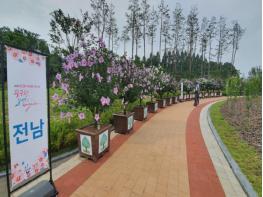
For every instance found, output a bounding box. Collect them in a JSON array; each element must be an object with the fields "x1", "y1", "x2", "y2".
[{"x1": 0, "y1": 0, "x2": 246, "y2": 81}]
